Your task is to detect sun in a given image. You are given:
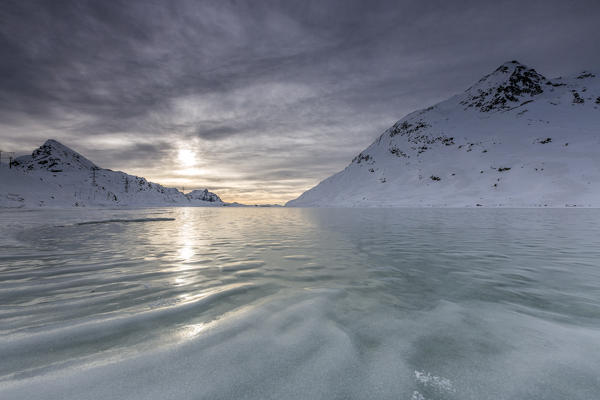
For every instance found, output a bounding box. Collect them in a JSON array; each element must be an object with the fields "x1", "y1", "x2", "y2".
[{"x1": 177, "y1": 148, "x2": 196, "y2": 167}]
